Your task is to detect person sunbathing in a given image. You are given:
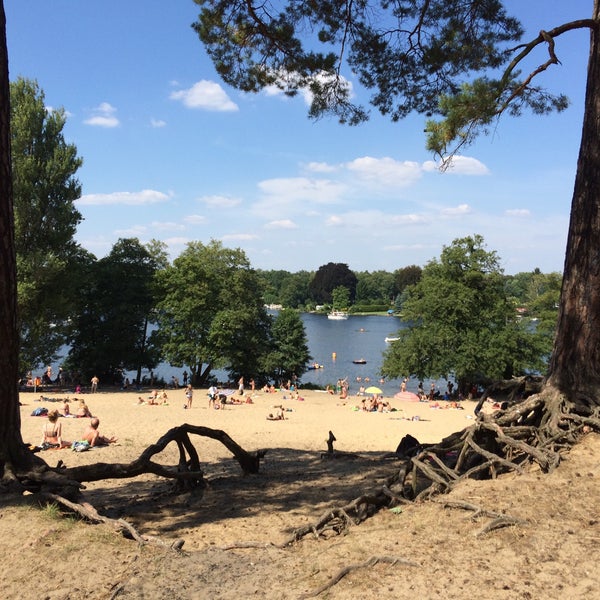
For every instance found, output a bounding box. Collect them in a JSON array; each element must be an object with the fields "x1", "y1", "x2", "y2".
[
  {"x1": 266, "y1": 406, "x2": 285, "y2": 420},
  {"x1": 40, "y1": 410, "x2": 70, "y2": 449},
  {"x1": 75, "y1": 399, "x2": 92, "y2": 418},
  {"x1": 82, "y1": 417, "x2": 117, "y2": 447}
]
